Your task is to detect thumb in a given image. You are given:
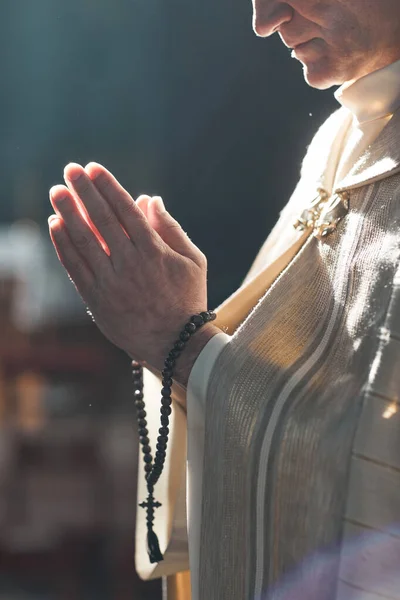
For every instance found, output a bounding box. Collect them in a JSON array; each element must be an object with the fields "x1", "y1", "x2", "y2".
[{"x1": 148, "y1": 196, "x2": 204, "y2": 265}]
